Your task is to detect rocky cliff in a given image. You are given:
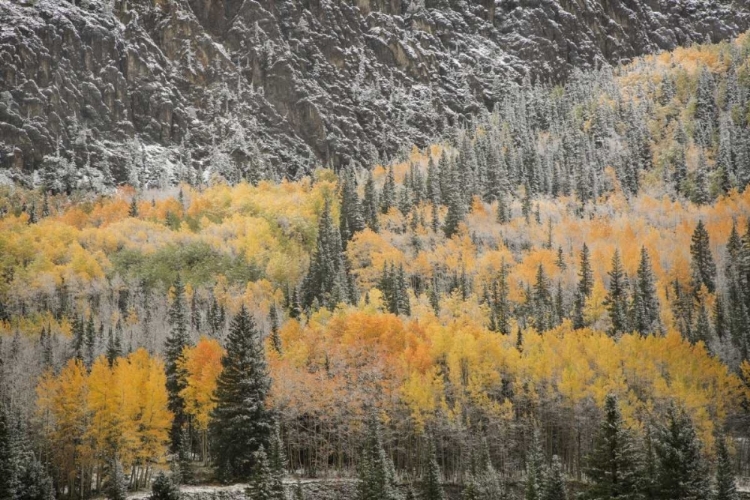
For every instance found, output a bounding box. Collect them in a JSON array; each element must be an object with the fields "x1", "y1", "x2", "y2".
[{"x1": 1, "y1": 0, "x2": 748, "y2": 188}]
